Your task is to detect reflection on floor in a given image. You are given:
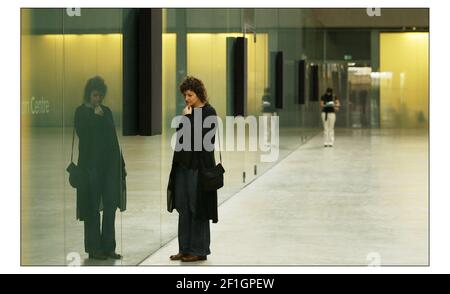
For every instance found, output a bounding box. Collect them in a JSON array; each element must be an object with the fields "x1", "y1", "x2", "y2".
[
  {"x1": 141, "y1": 129, "x2": 428, "y2": 266},
  {"x1": 21, "y1": 126, "x2": 319, "y2": 266},
  {"x1": 21, "y1": 128, "x2": 163, "y2": 266}
]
